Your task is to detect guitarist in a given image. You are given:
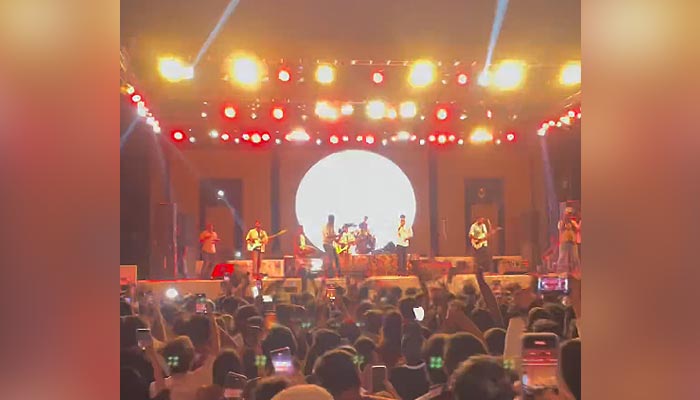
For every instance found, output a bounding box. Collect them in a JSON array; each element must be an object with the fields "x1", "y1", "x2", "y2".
[
  {"x1": 469, "y1": 217, "x2": 495, "y2": 273},
  {"x1": 245, "y1": 220, "x2": 269, "y2": 277},
  {"x1": 322, "y1": 214, "x2": 341, "y2": 278}
]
